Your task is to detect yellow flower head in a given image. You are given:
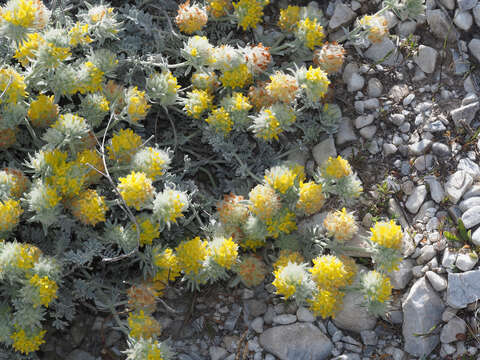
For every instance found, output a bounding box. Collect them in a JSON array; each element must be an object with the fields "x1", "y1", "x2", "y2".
[
  {"x1": 107, "y1": 128, "x2": 142, "y2": 163},
  {"x1": 132, "y1": 147, "x2": 171, "y2": 182},
  {"x1": 153, "y1": 188, "x2": 189, "y2": 225},
  {"x1": 370, "y1": 220, "x2": 403, "y2": 250},
  {"x1": 184, "y1": 89, "x2": 214, "y2": 119},
  {"x1": 192, "y1": 70, "x2": 219, "y2": 94},
  {"x1": 297, "y1": 181, "x2": 325, "y2": 215},
  {"x1": 362, "y1": 270, "x2": 392, "y2": 303},
  {"x1": 310, "y1": 255, "x2": 351, "y2": 290},
  {"x1": 117, "y1": 171, "x2": 155, "y2": 210},
  {"x1": 29, "y1": 273, "x2": 58, "y2": 307},
  {"x1": 308, "y1": 288, "x2": 344, "y2": 319},
  {"x1": 75, "y1": 148, "x2": 104, "y2": 185},
  {"x1": 76, "y1": 61, "x2": 104, "y2": 94},
  {"x1": 324, "y1": 208, "x2": 358, "y2": 242},
  {"x1": 232, "y1": 0, "x2": 269, "y2": 31},
  {"x1": 272, "y1": 262, "x2": 310, "y2": 300},
  {"x1": 1, "y1": 0, "x2": 50, "y2": 33},
  {"x1": 266, "y1": 210, "x2": 297, "y2": 238},
  {"x1": 69, "y1": 22, "x2": 92, "y2": 46},
  {"x1": 208, "y1": 0, "x2": 233, "y2": 18},
  {"x1": 175, "y1": 0, "x2": 208, "y2": 34},
  {"x1": 14, "y1": 32, "x2": 44, "y2": 66},
  {"x1": 265, "y1": 71, "x2": 299, "y2": 103},
  {"x1": 0, "y1": 199, "x2": 23, "y2": 233},
  {"x1": 15, "y1": 243, "x2": 41, "y2": 270},
  {"x1": 176, "y1": 237, "x2": 209, "y2": 275},
  {"x1": 133, "y1": 216, "x2": 160, "y2": 246},
  {"x1": 323, "y1": 156, "x2": 352, "y2": 179},
  {"x1": 205, "y1": 107, "x2": 233, "y2": 135},
  {"x1": 153, "y1": 247, "x2": 181, "y2": 285},
  {"x1": 219, "y1": 63, "x2": 252, "y2": 89},
  {"x1": 0, "y1": 66, "x2": 26, "y2": 104},
  {"x1": 359, "y1": 15, "x2": 389, "y2": 43},
  {"x1": 28, "y1": 94, "x2": 58, "y2": 128},
  {"x1": 278, "y1": 5, "x2": 300, "y2": 32},
  {"x1": 250, "y1": 108, "x2": 281, "y2": 141},
  {"x1": 295, "y1": 17, "x2": 324, "y2": 50},
  {"x1": 248, "y1": 184, "x2": 281, "y2": 221},
  {"x1": 210, "y1": 236, "x2": 238, "y2": 270},
  {"x1": 273, "y1": 250, "x2": 304, "y2": 270},
  {"x1": 264, "y1": 165, "x2": 299, "y2": 194},
  {"x1": 70, "y1": 189, "x2": 107, "y2": 226},
  {"x1": 128, "y1": 310, "x2": 162, "y2": 340},
  {"x1": 126, "y1": 86, "x2": 150, "y2": 123},
  {"x1": 10, "y1": 326, "x2": 46, "y2": 354}
]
